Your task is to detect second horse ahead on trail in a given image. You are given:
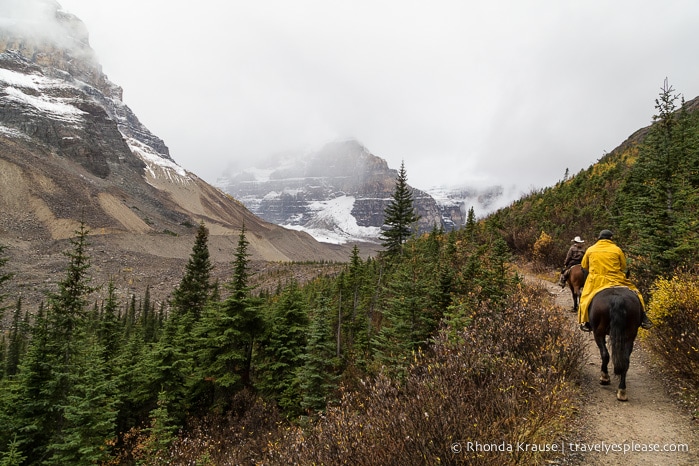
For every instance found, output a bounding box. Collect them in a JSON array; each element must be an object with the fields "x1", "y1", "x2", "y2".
[{"x1": 564, "y1": 264, "x2": 586, "y2": 312}]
